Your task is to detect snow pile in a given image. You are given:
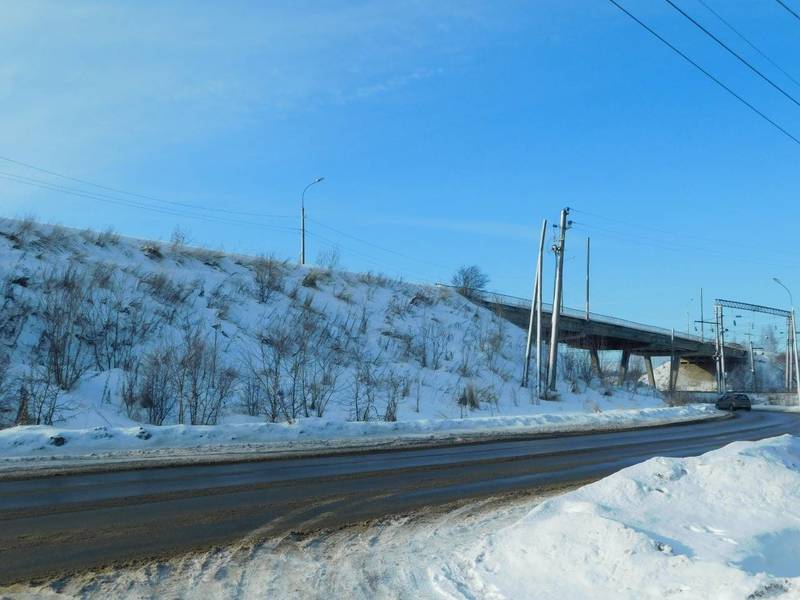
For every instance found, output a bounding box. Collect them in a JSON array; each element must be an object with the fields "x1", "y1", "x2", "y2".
[
  {"x1": 0, "y1": 404, "x2": 717, "y2": 462},
  {"x1": 448, "y1": 434, "x2": 800, "y2": 599},
  {"x1": 5, "y1": 436, "x2": 799, "y2": 599},
  {"x1": 0, "y1": 217, "x2": 666, "y2": 441}
]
